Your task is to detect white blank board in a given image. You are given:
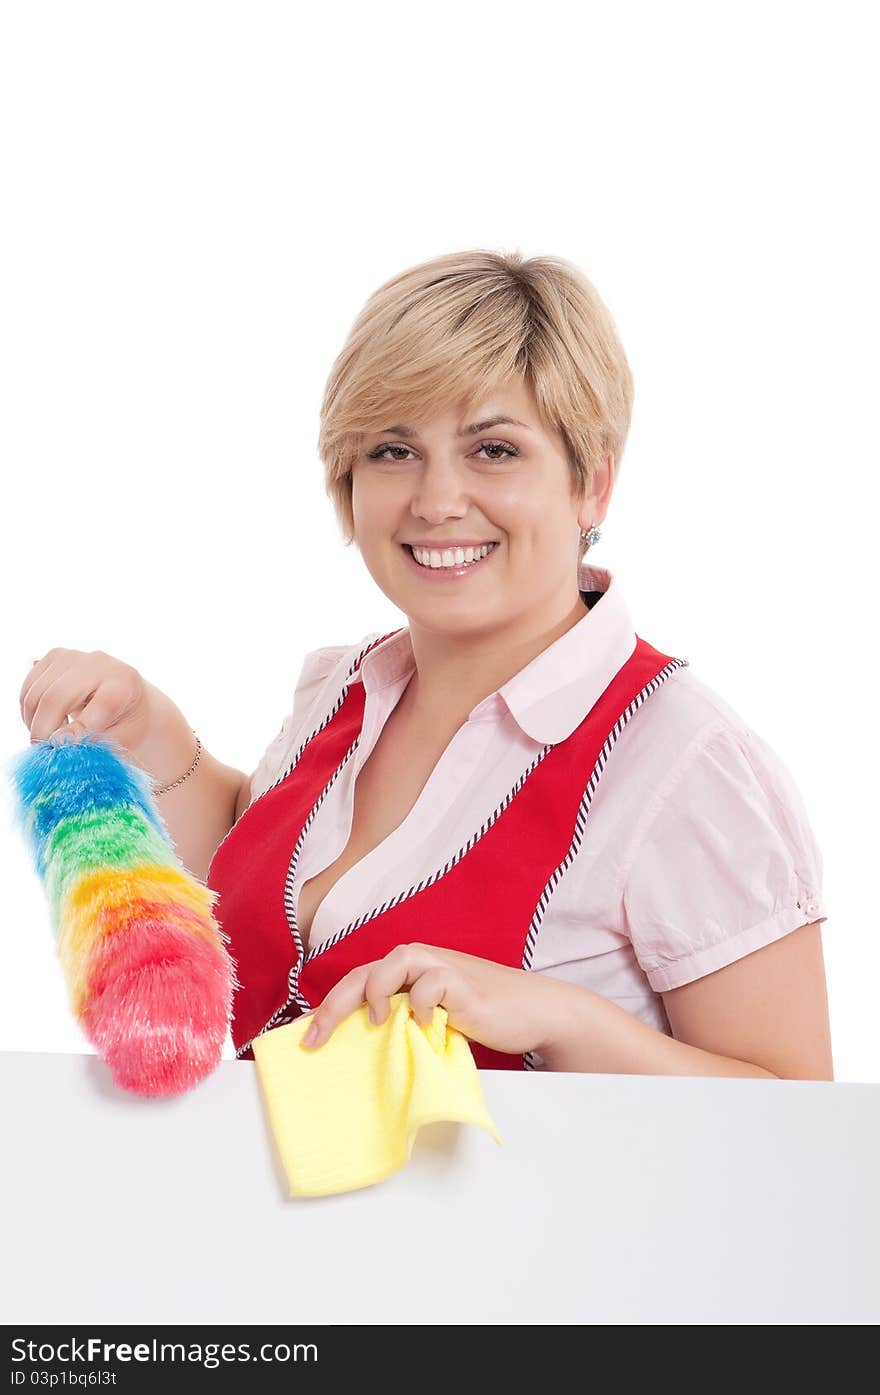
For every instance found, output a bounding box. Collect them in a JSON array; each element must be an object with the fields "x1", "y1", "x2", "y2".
[{"x1": 2, "y1": 1050, "x2": 877, "y2": 1324}]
